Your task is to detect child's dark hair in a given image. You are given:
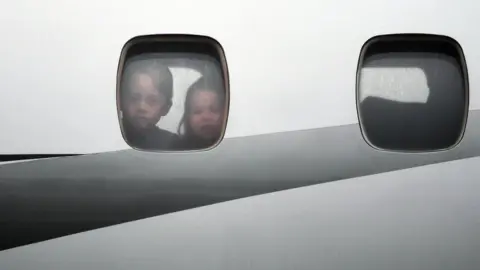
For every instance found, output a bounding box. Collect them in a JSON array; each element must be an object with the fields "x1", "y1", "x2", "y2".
[
  {"x1": 177, "y1": 73, "x2": 225, "y2": 137},
  {"x1": 121, "y1": 58, "x2": 174, "y2": 104}
]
